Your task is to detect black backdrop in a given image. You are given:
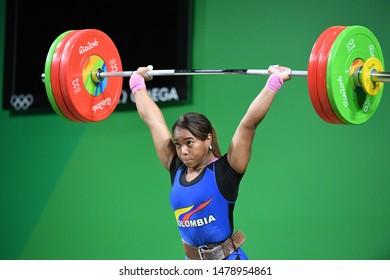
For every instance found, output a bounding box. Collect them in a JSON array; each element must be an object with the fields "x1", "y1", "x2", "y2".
[{"x1": 2, "y1": 0, "x2": 192, "y2": 116}]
